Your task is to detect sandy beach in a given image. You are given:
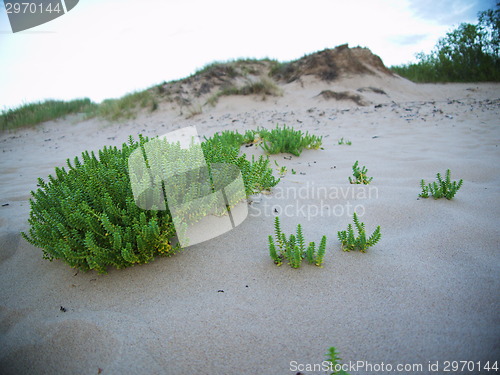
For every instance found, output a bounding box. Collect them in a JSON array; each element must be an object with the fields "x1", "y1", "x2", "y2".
[{"x1": 1, "y1": 53, "x2": 499, "y2": 374}]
